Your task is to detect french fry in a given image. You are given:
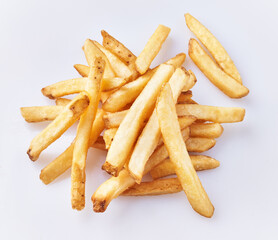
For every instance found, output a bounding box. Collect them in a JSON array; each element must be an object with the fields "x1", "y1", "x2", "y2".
[
  {"x1": 190, "y1": 123, "x2": 223, "y2": 138},
  {"x1": 176, "y1": 104, "x2": 245, "y2": 123},
  {"x1": 20, "y1": 106, "x2": 64, "y2": 122},
  {"x1": 71, "y1": 58, "x2": 104, "y2": 210},
  {"x1": 188, "y1": 39, "x2": 249, "y2": 98},
  {"x1": 122, "y1": 178, "x2": 182, "y2": 196},
  {"x1": 156, "y1": 83, "x2": 214, "y2": 217},
  {"x1": 135, "y1": 25, "x2": 171, "y2": 74},
  {"x1": 100, "y1": 90, "x2": 116, "y2": 103},
  {"x1": 185, "y1": 13, "x2": 242, "y2": 83},
  {"x1": 102, "y1": 64, "x2": 174, "y2": 176},
  {"x1": 103, "y1": 110, "x2": 128, "y2": 128},
  {"x1": 150, "y1": 156, "x2": 220, "y2": 180},
  {"x1": 74, "y1": 64, "x2": 90, "y2": 77},
  {"x1": 103, "y1": 128, "x2": 118, "y2": 149},
  {"x1": 40, "y1": 109, "x2": 105, "y2": 185},
  {"x1": 91, "y1": 136, "x2": 106, "y2": 150},
  {"x1": 186, "y1": 138, "x2": 216, "y2": 152},
  {"x1": 177, "y1": 90, "x2": 192, "y2": 103},
  {"x1": 55, "y1": 98, "x2": 71, "y2": 106},
  {"x1": 27, "y1": 92, "x2": 89, "y2": 161},
  {"x1": 128, "y1": 68, "x2": 196, "y2": 183}
]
